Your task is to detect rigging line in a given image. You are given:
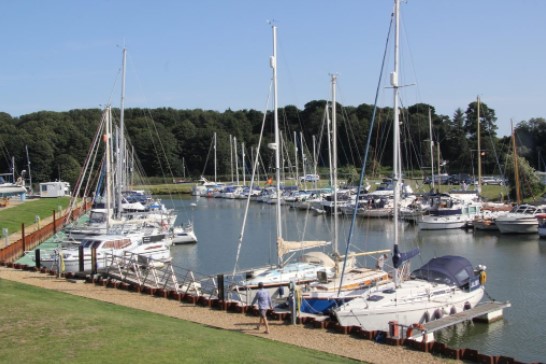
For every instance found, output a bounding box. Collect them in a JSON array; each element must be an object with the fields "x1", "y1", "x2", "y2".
[
  {"x1": 340, "y1": 106, "x2": 362, "y2": 167},
  {"x1": 232, "y1": 80, "x2": 274, "y2": 276},
  {"x1": 122, "y1": 50, "x2": 178, "y2": 196},
  {"x1": 200, "y1": 136, "x2": 215, "y2": 178},
  {"x1": 66, "y1": 109, "x2": 107, "y2": 223},
  {"x1": 398, "y1": 99, "x2": 420, "y2": 174},
  {"x1": 485, "y1": 116, "x2": 506, "y2": 178},
  {"x1": 338, "y1": 11, "x2": 394, "y2": 297}
]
